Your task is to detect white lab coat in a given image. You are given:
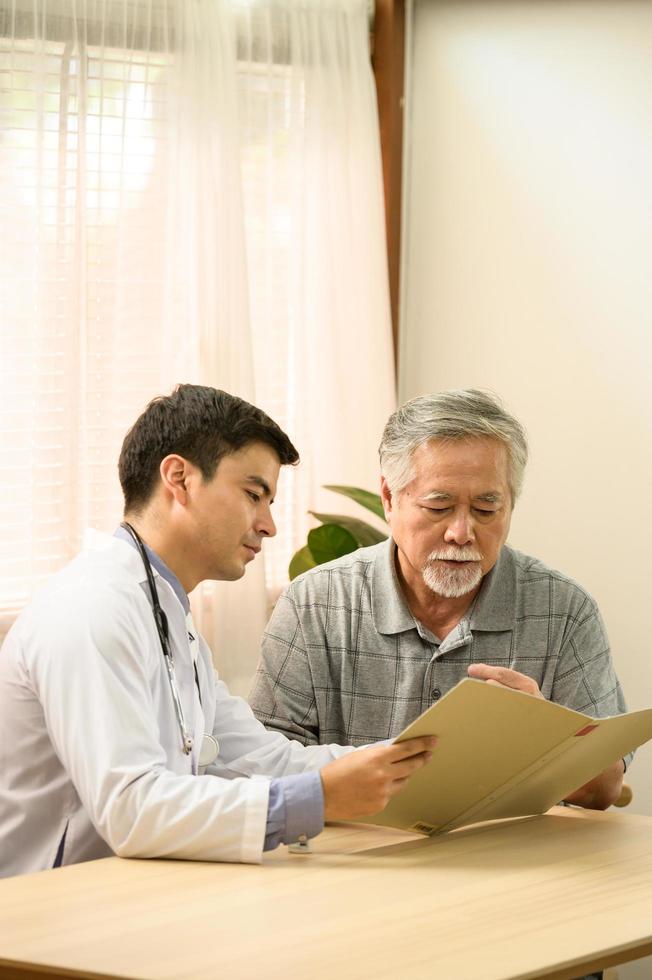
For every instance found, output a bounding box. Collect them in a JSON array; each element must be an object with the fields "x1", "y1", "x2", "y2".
[{"x1": 0, "y1": 531, "x2": 350, "y2": 877}]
